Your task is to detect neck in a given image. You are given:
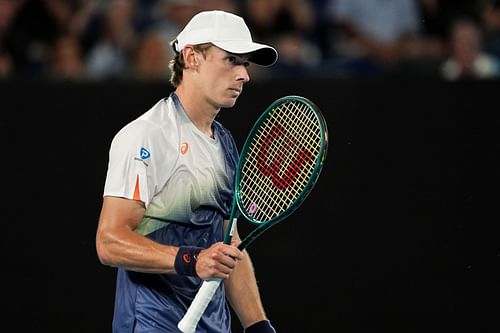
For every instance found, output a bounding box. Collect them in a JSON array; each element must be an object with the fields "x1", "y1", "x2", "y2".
[{"x1": 175, "y1": 85, "x2": 219, "y2": 138}]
